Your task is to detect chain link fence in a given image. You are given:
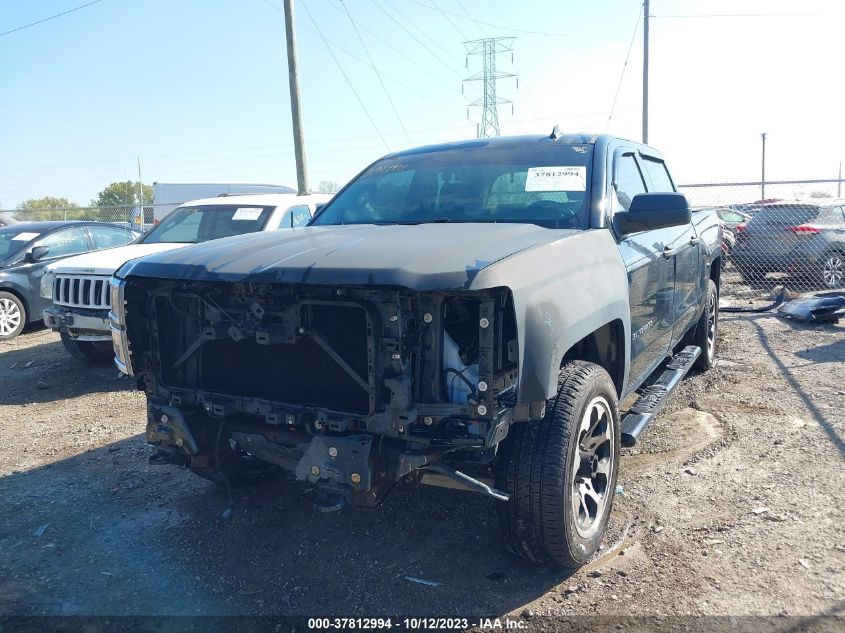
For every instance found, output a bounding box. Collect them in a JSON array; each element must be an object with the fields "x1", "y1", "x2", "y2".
[
  {"x1": 678, "y1": 179, "x2": 845, "y2": 300},
  {"x1": 4, "y1": 180, "x2": 844, "y2": 300},
  {"x1": 6, "y1": 203, "x2": 165, "y2": 228}
]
